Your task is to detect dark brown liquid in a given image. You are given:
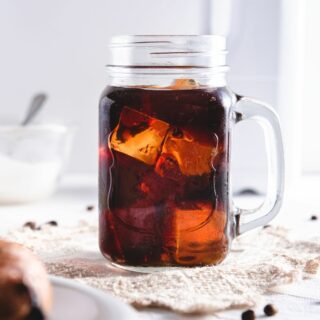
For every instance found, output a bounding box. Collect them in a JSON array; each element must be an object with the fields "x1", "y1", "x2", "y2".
[{"x1": 99, "y1": 84, "x2": 233, "y2": 267}]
